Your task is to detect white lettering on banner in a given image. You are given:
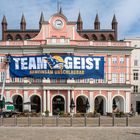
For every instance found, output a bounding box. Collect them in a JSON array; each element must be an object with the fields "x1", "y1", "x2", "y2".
[
  {"x1": 12, "y1": 56, "x2": 102, "y2": 70},
  {"x1": 86, "y1": 58, "x2": 93, "y2": 70},
  {"x1": 64, "y1": 57, "x2": 72, "y2": 69},
  {"x1": 74, "y1": 57, "x2": 81, "y2": 69},
  {"x1": 21, "y1": 58, "x2": 28, "y2": 70},
  {"x1": 29, "y1": 57, "x2": 36, "y2": 69},
  {"x1": 93, "y1": 58, "x2": 101, "y2": 70},
  {"x1": 13, "y1": 58, "x2": 20, "y2": 69}
]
